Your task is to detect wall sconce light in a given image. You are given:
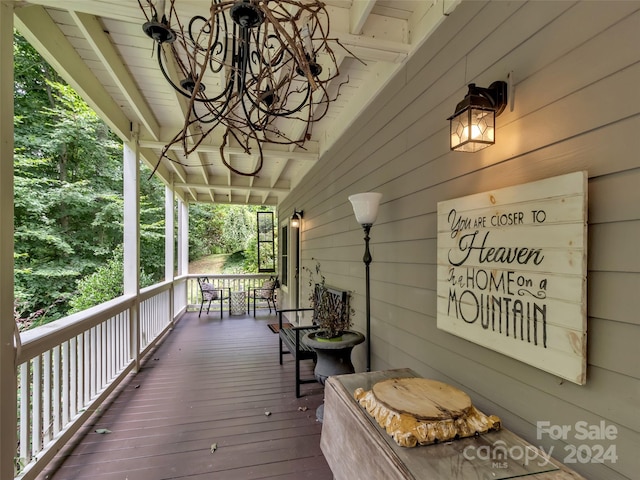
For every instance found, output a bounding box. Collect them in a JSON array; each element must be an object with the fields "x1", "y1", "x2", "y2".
[
  {"x1": 348, "y1": 192, "x2": 382, "y2": 372},
  {"x1": 448, "y1": 81, "x2": 508, "y2": 152},
  {"x1": 291, "y1": 210, "x2": 303, "y2": 228}
]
